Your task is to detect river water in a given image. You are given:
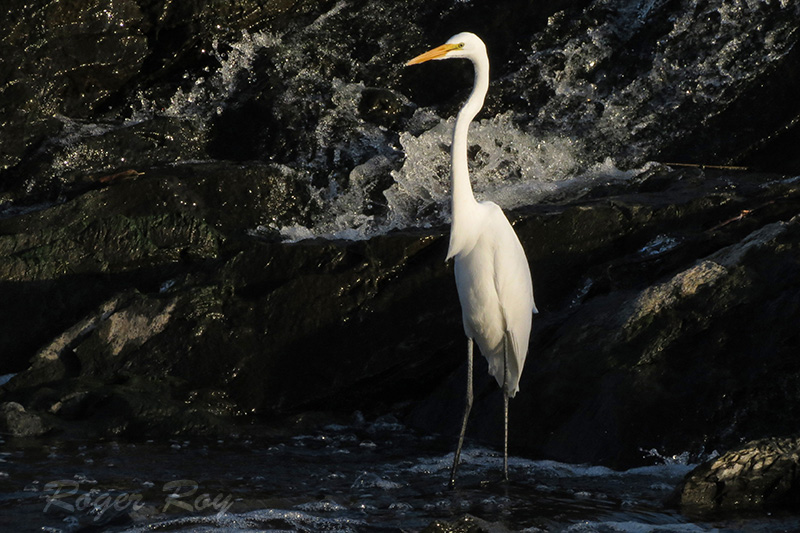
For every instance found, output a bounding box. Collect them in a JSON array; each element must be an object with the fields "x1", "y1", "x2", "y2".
[{"x1": 2, "y1": 414, "x2": 798, "y2": 532}]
